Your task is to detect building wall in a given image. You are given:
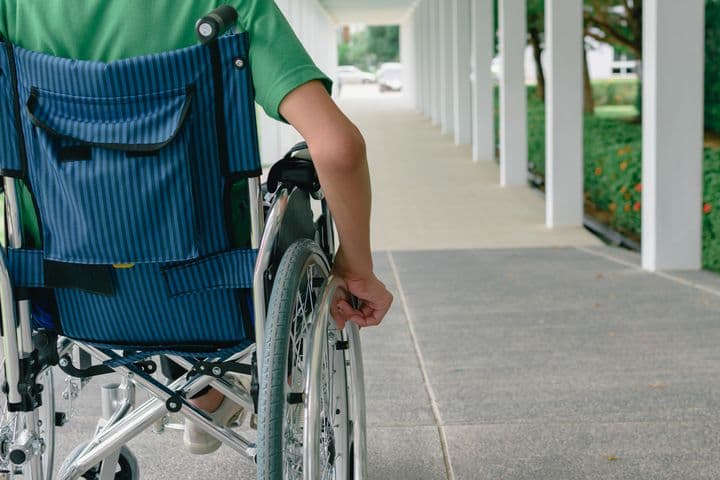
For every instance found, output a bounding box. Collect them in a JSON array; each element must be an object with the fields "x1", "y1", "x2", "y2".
[{"x1": 523, "y1": 42, "x2": 638, "y2": 84}]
